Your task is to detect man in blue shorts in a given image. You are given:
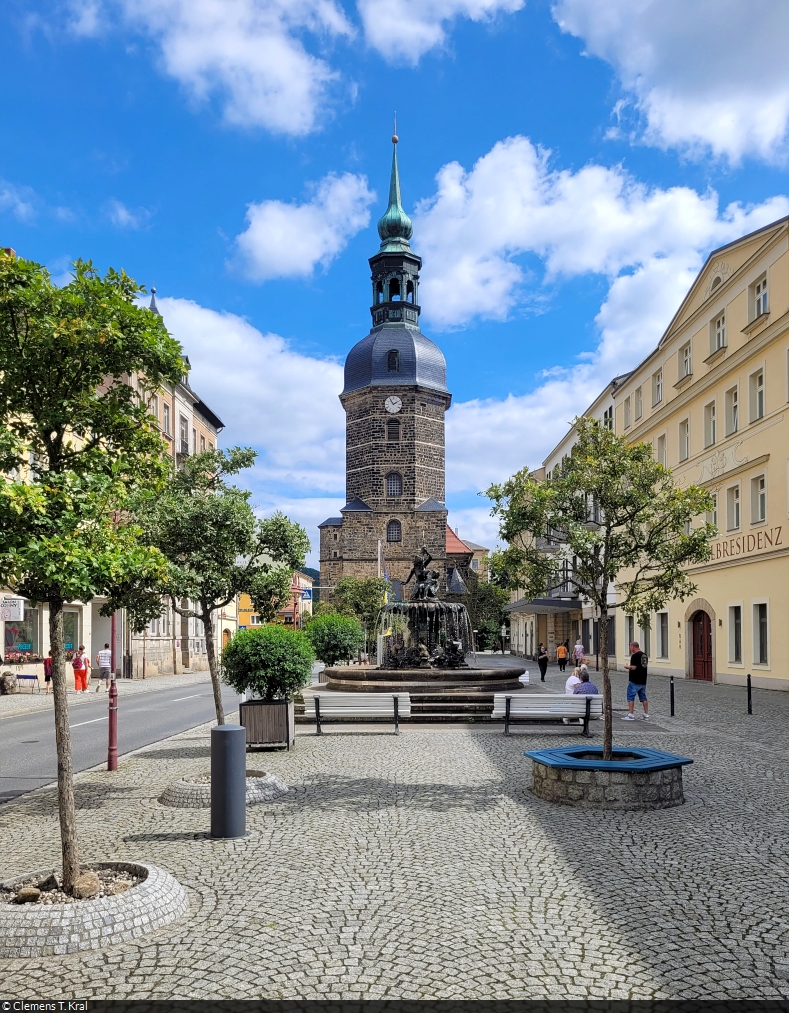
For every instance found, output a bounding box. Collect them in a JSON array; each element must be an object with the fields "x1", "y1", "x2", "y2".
[{"x1": 622, "y1": 640, "x2": 649, "y2": 721}]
